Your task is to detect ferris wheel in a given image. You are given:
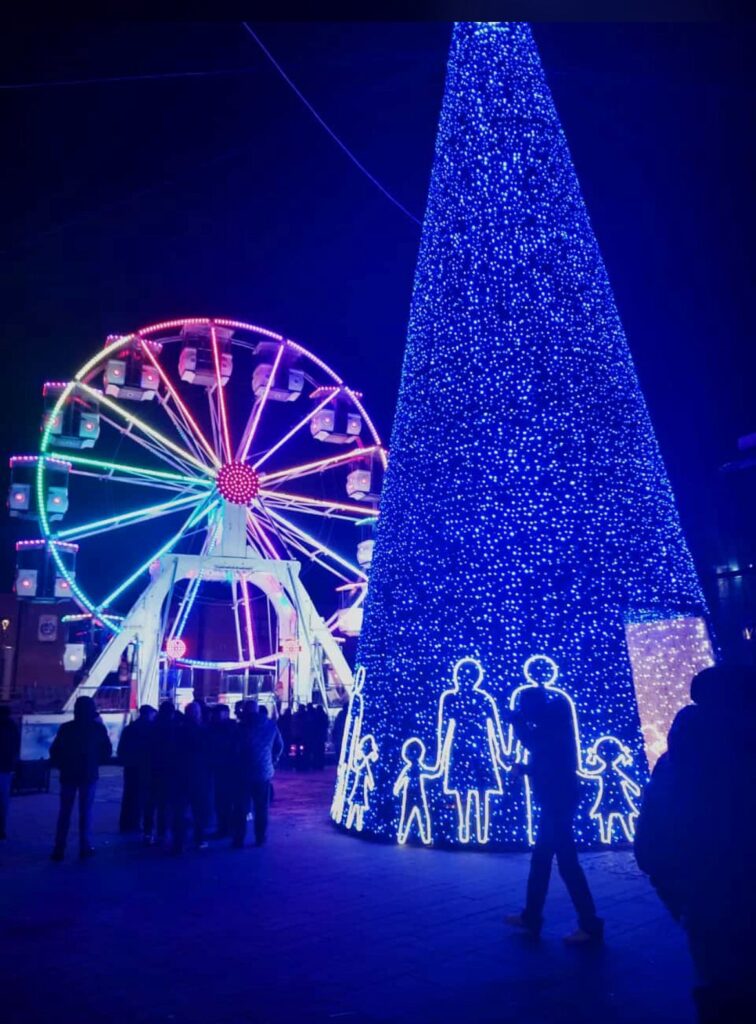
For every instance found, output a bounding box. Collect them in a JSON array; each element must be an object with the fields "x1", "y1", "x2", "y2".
[{"x1": 11, "y1": 316, "x2": 385, "y2": 710}]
